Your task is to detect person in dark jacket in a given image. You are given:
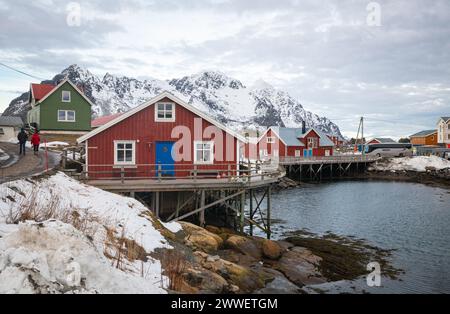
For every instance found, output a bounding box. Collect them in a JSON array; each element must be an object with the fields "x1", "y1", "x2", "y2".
[
  {"x1": 17, "y1": 128, "x2": 28, "y2": 156},
  {"x1": 31, "y1": 131, "x2": 41, "y2": 156}
]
